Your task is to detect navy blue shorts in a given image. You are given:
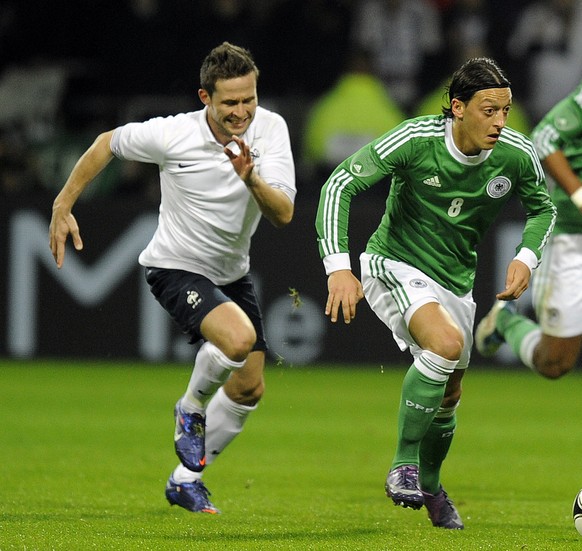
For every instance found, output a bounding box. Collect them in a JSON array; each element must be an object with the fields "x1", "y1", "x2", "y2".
[{"x1": 144, "y1": 267, "x2": 267, "y2": 351}]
